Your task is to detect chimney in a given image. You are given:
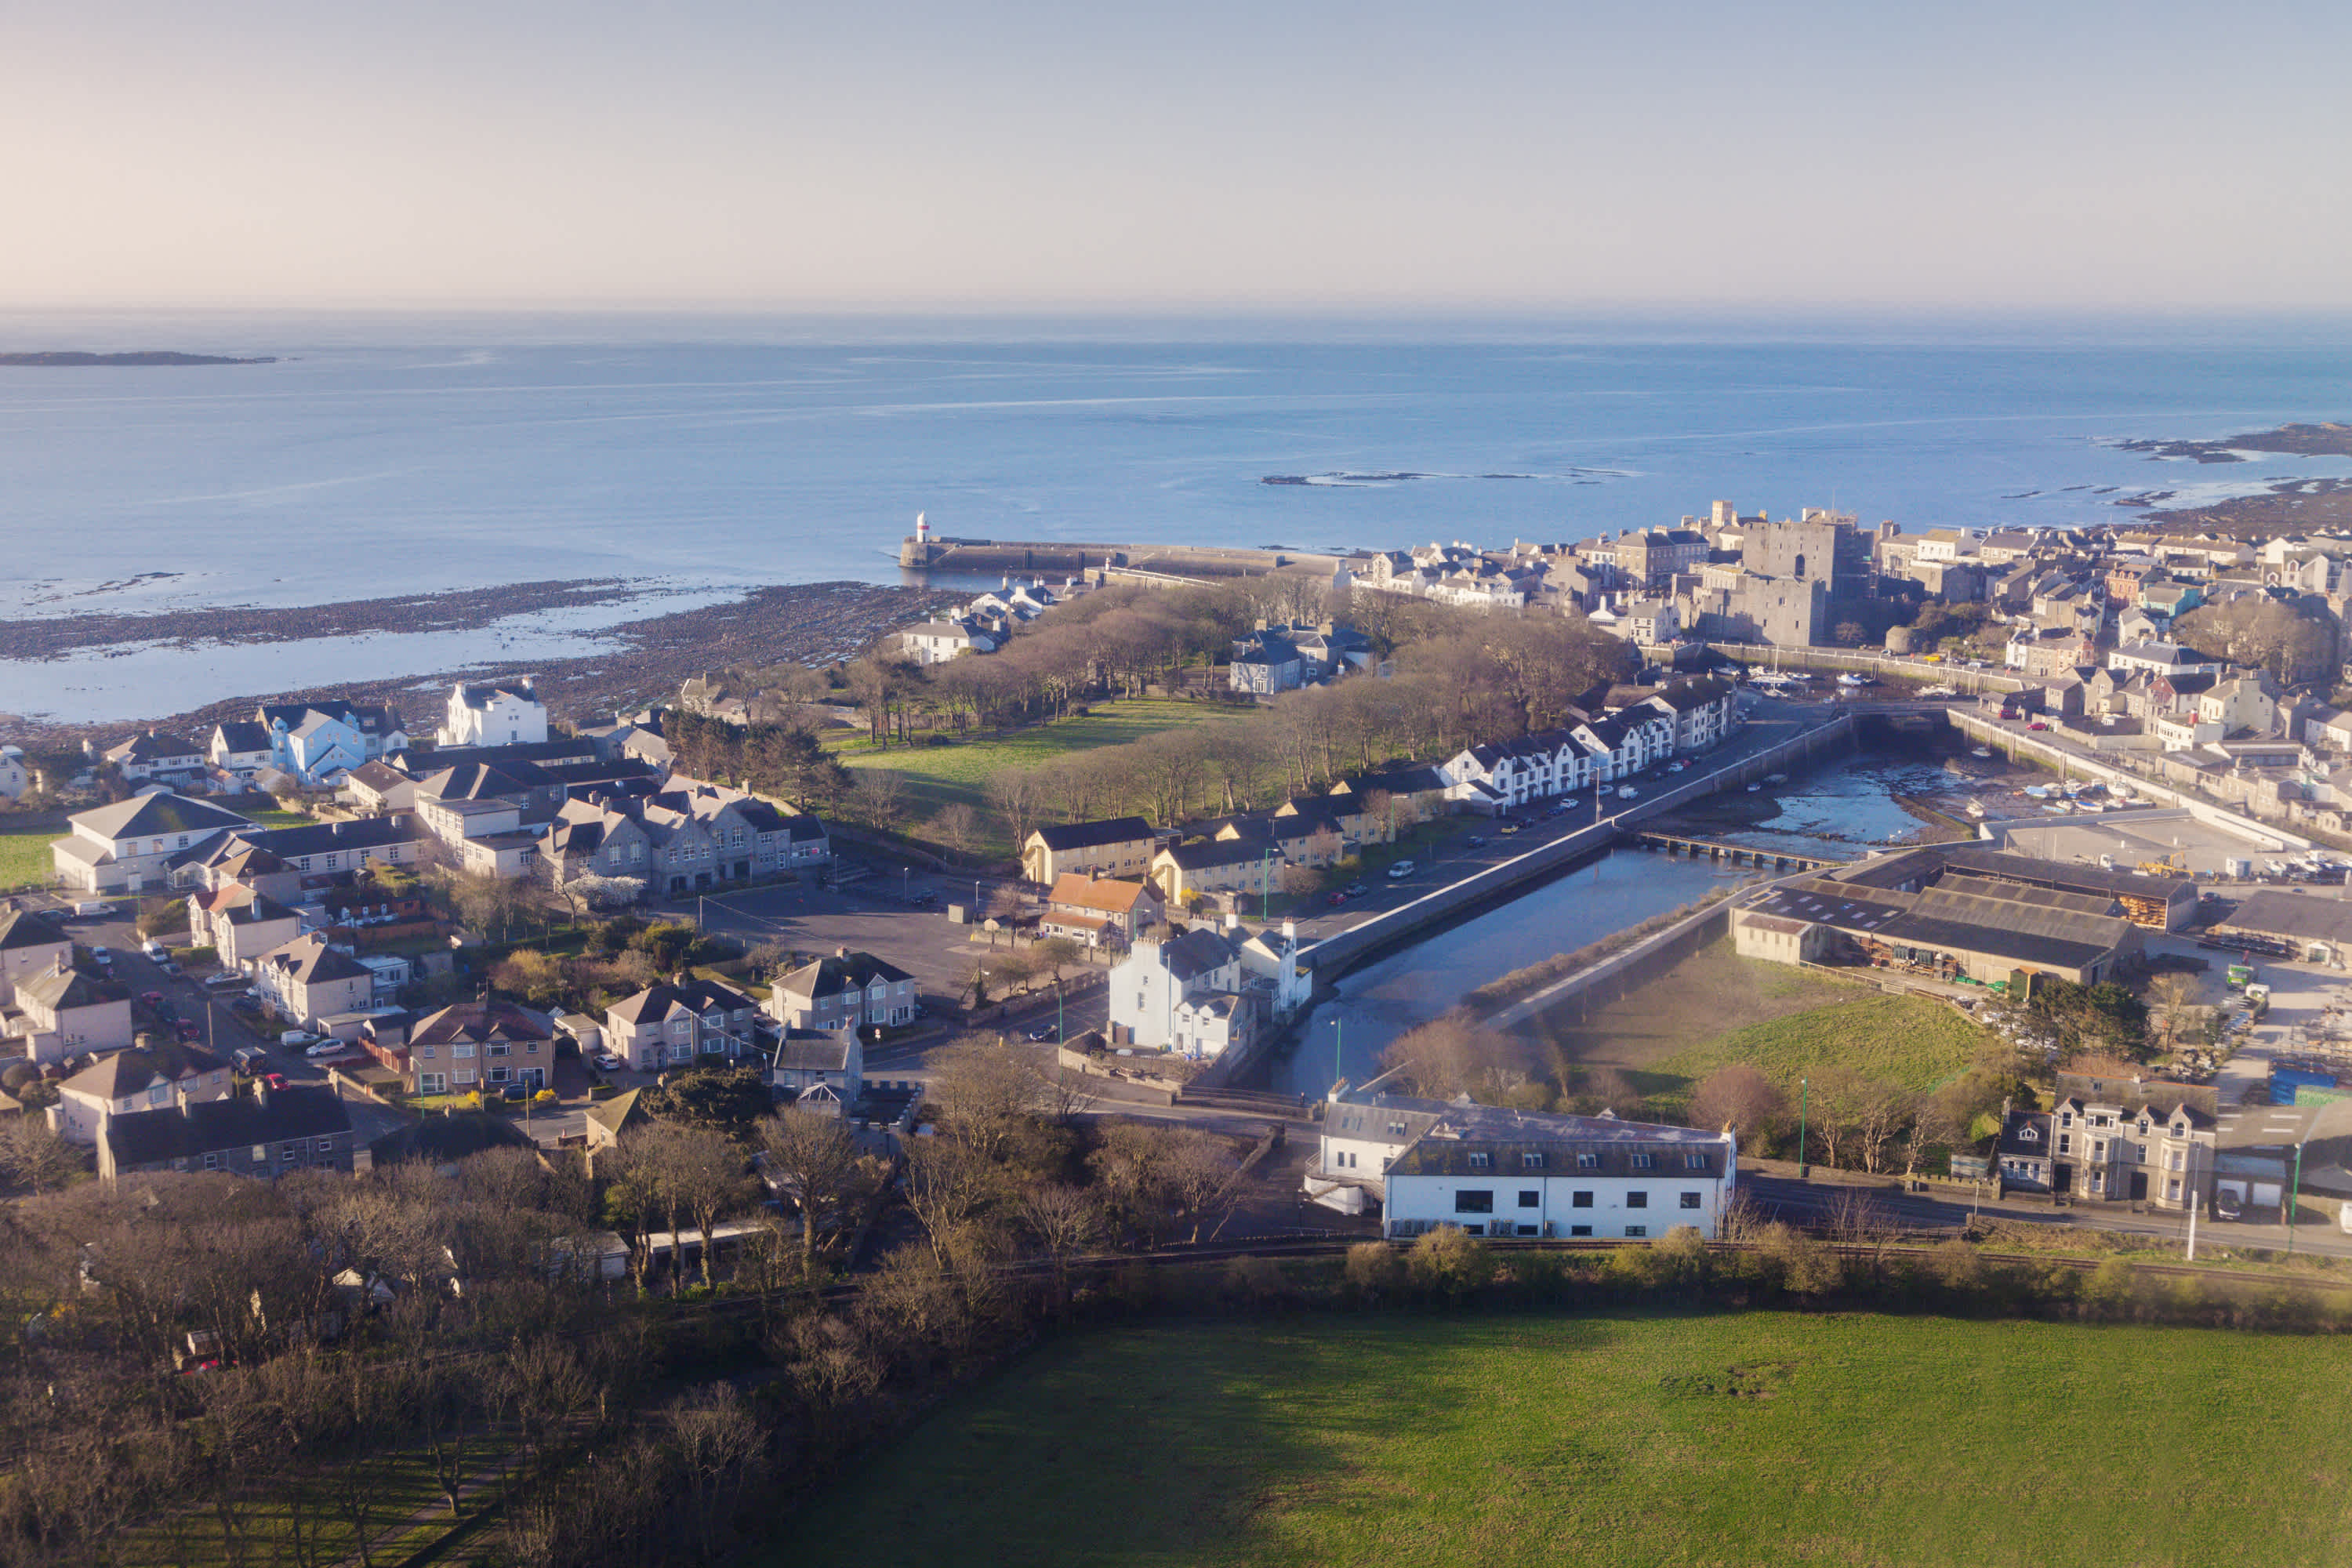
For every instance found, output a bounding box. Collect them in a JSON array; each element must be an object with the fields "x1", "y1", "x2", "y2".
[
  {"x1": 836, "y1": 946, "x2": 850, "y2": 959},
  {"x1": 1225, "y1": 912, "x2": 1239, "y2": 931}
]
